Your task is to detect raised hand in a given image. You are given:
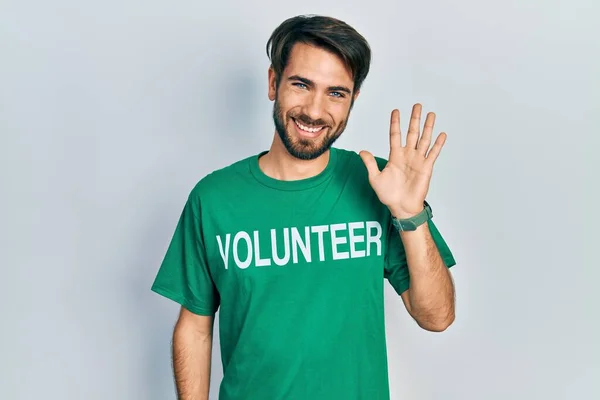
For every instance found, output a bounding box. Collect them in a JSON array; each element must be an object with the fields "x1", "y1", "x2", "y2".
[{"x1": 359, "y1": 103, "x2": 447, "y2": 218}]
